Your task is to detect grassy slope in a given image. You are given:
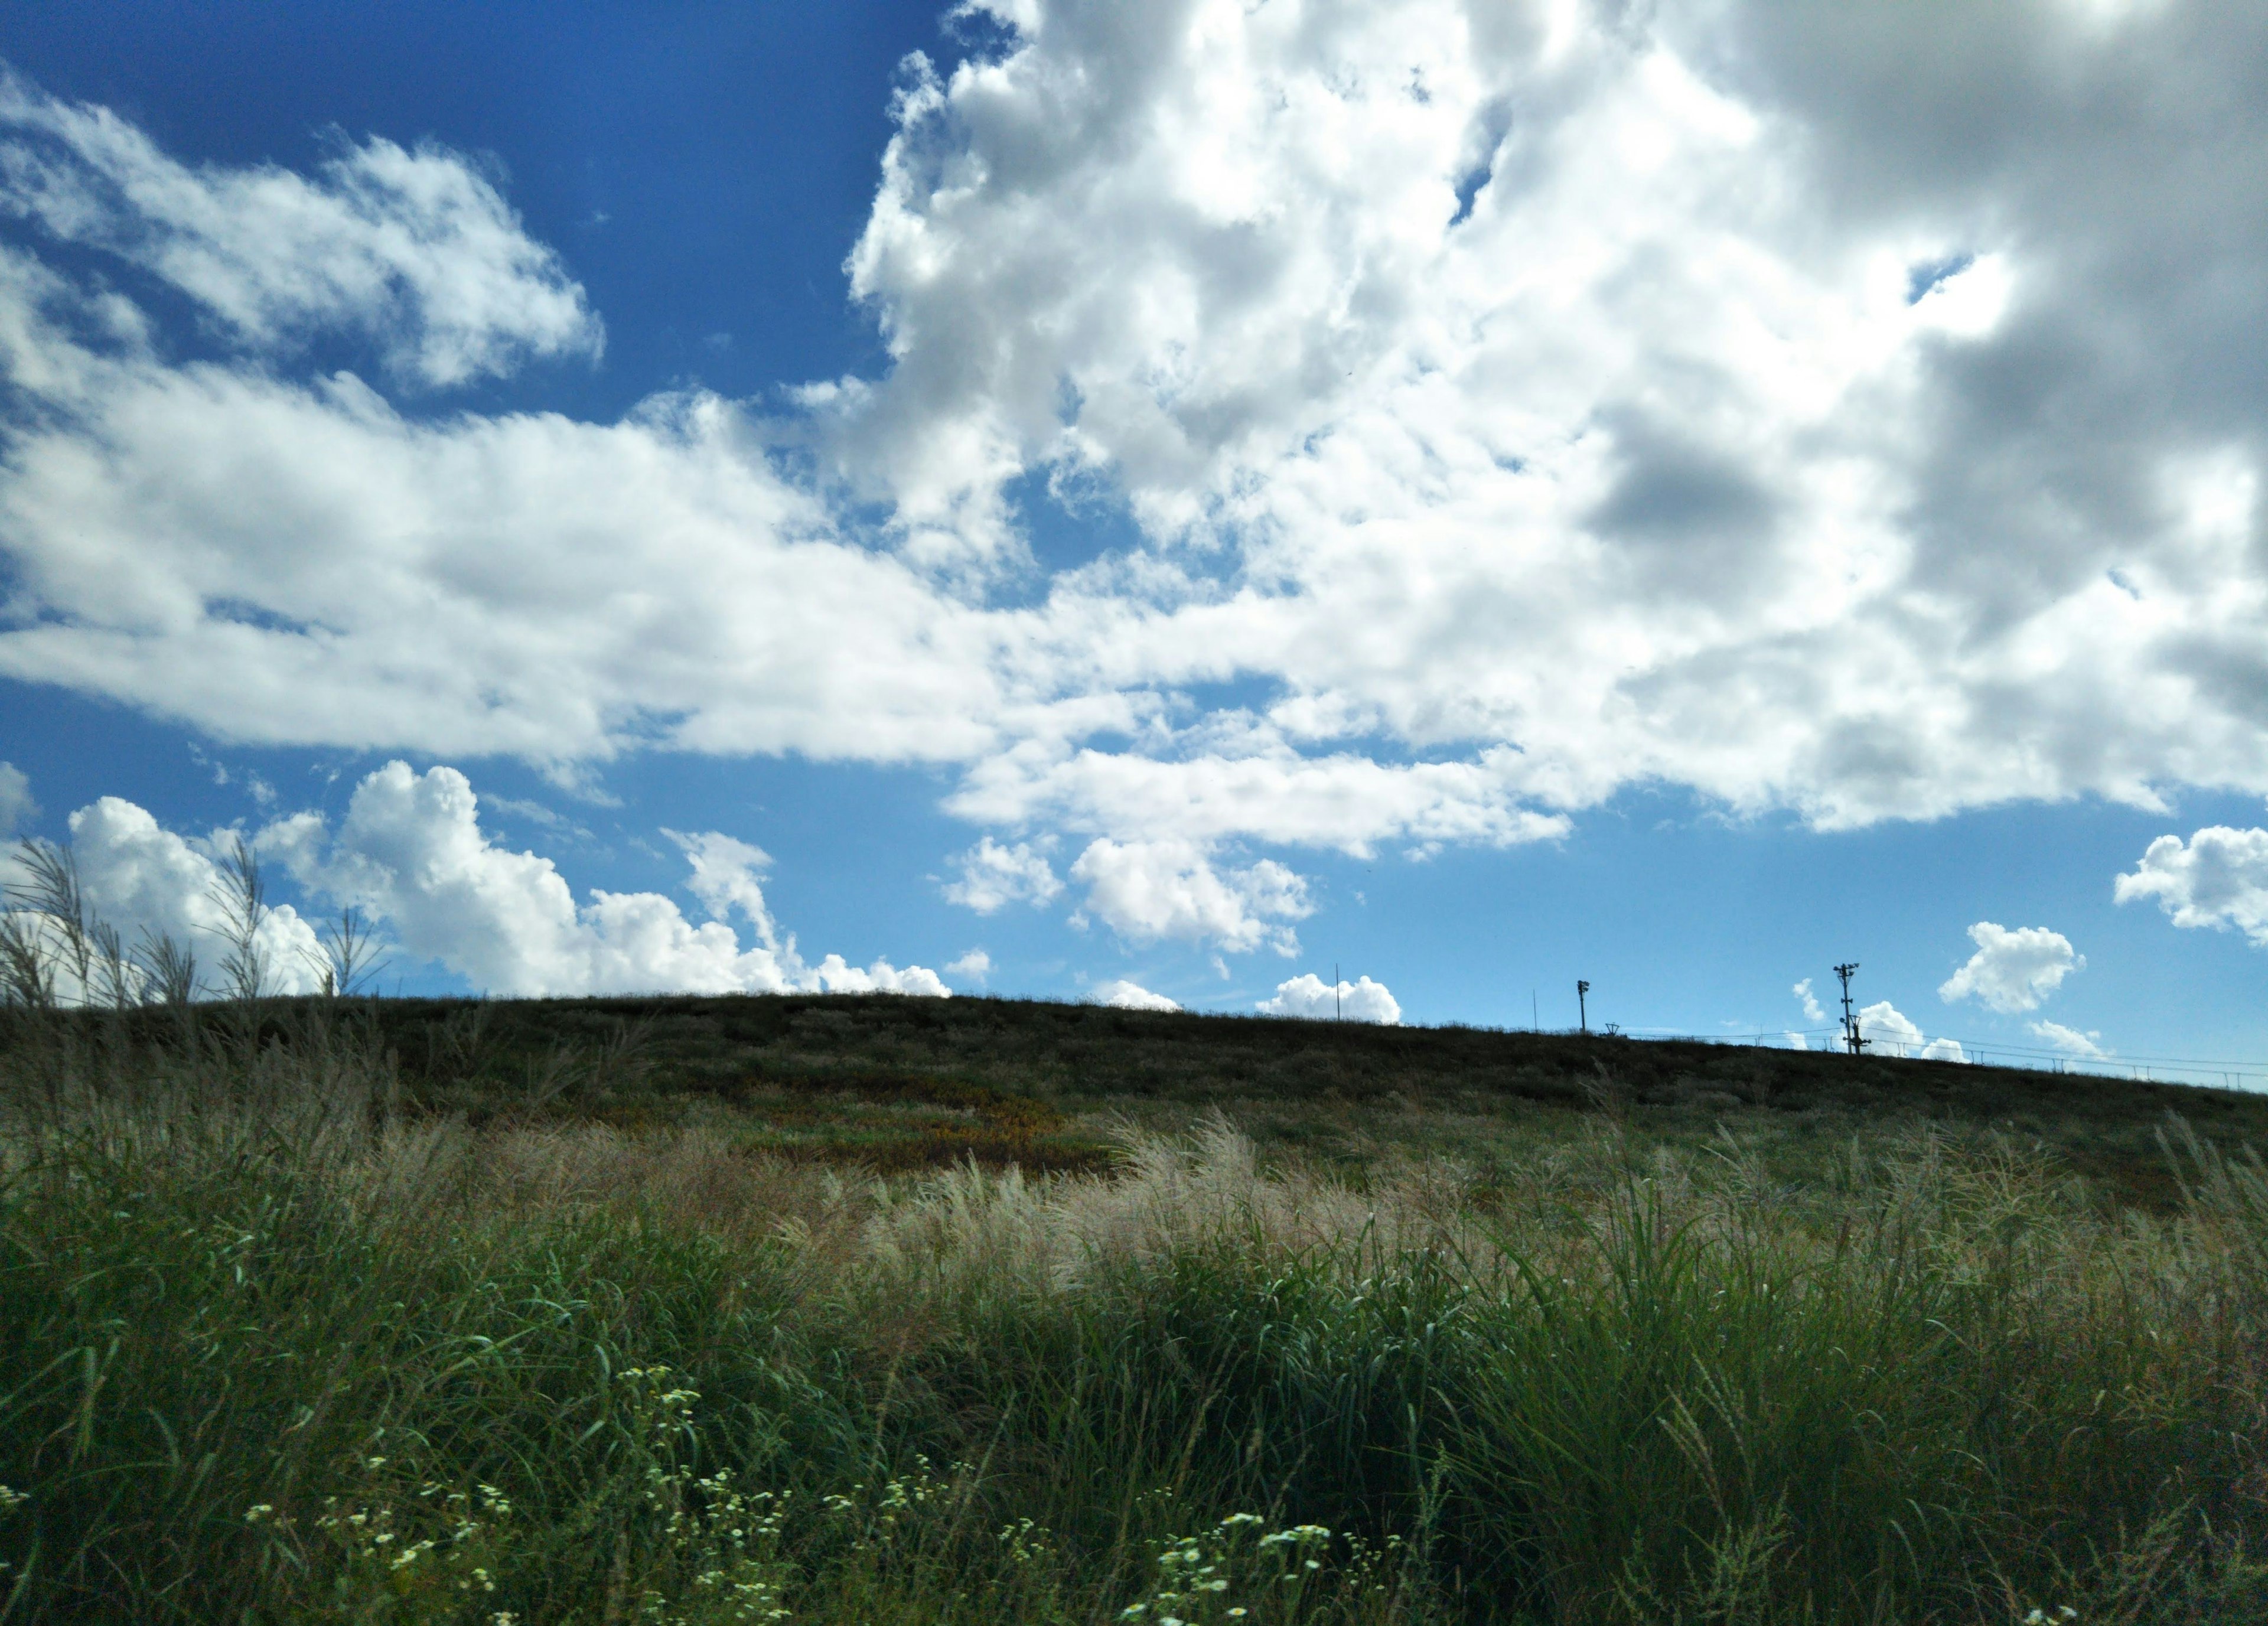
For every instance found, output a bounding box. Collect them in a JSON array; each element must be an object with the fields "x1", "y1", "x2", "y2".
[
  {"x1": 12, "y1": 998, "x2": 2268, "y2": 1623},
  {"x1": 362, "y1": 992, "x2": 2268, "y2": 1202}
]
